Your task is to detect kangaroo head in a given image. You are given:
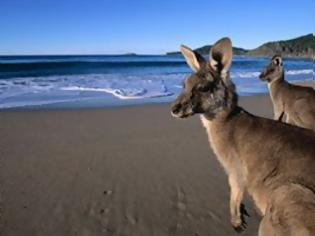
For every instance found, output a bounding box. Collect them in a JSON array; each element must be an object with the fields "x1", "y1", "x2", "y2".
[
  {"x1": 171, "y1": 37, "x2": 236, "y2": 119},
  {"x1": 259, "y1": 55, "x2": 284, "y2": 82}
]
